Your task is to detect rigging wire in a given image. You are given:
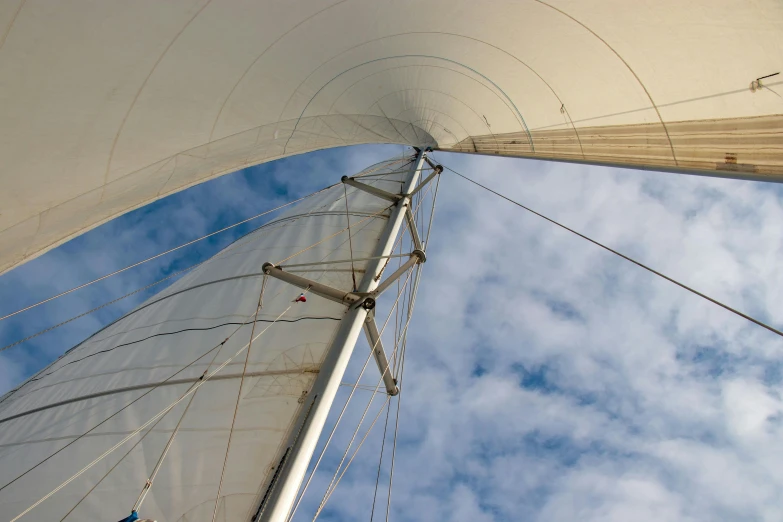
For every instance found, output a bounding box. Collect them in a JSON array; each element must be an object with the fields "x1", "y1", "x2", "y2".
[
  {"x1": 211, "y1": 283, "x2": 268, "y2": 522},
  {"x1": 273, "y1": 203, "x2": 394, "y2": 266},
  {"x1": 369, "y1": 401, "x2": 392, "y2": 522},
  {"x1": 312, "y1": 268, "x2": 424, "y2": 521},
  {"x1": 423, "y1": 172, "x2": 441, "y2": 249},
  {"x1": 287, "y1": 184, "x2": 426, "y2": 518},
  {"x1": 59, "y1": 406, "x2": 169, "y2": 522},
  {"x1": 0, "y1": 315, "x2": 252, "y2": 494},
  {"x1": 344, "y1": 183, "x2": 358, "y2": 291},
  {"x1": 286, "y1": 267, "x2": 416, "y2": 522},
  {"x1": 133, "y1": 334, "x2": 228, "y2": 514},
  {"x1": 9, "y1": 291, "x2": 302, "y2": 522},
  {"x1": 0, "y1": 184, "x2": 340, "y2": 323},
  {"x1": 1, "y1": 192, "x2": 383, "y2": 405},
  {"x1": 0, "y1": 261, "x2": 200, "y2": 354},
  {"x1": 374, "y1": 174, "x2": 437, "y2": 283},
  {"x1": 312, "y1": 396, "x2": 391, "y2": 521},
  {"x1": 443, "y1": 163, "x2": 783, "y2": 341},
  {"x1": 315, "y1": 196, "x2": 436, "y2": 520},
  {"x1": 385, "y1": 262, "x2": 425, "y2": 522}
]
